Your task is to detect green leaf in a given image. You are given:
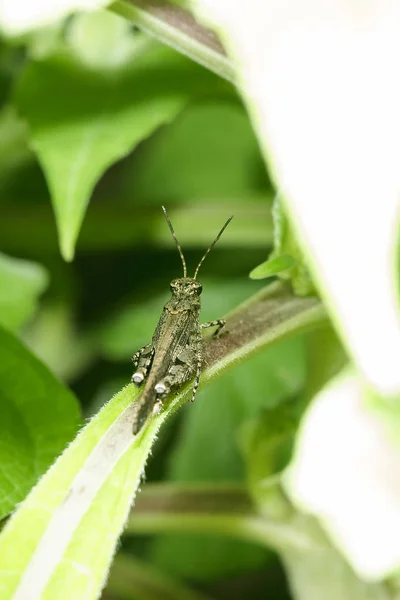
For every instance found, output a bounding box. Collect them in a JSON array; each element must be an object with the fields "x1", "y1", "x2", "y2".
[
  {"x1": 22, "y1": 302, "x2": 95, "y2": 382},
  {"x1": 0, "y1": 326, "x2": 80, "y2": 520},
  {"x1": 66, "y1": 11, "x2": 137, "y2": 71},
  {"x1": 249, "y1": 254, "x2": 296, "y2": 280},
  {"x1": 304, "y1": 324, "x2": 348, "y2": 401},
  {"x1": 0, "y1": 252, "x2": 48, "y2": 332},
  {"x1": 125, "y1": 100, "x2": 269, "y2": 204},
  {"x1": 268, "y1": 195, "x2": 315, "y2": 296},
  {"x1": 0, "y1": 106, "x2": 31, "y2": 192},
  {"x1": 16, "y1": 38, "x2": 223, "y2": 260},
  {"x1": 0, "y1": 283, "x2": 325, "y2": 600}
]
